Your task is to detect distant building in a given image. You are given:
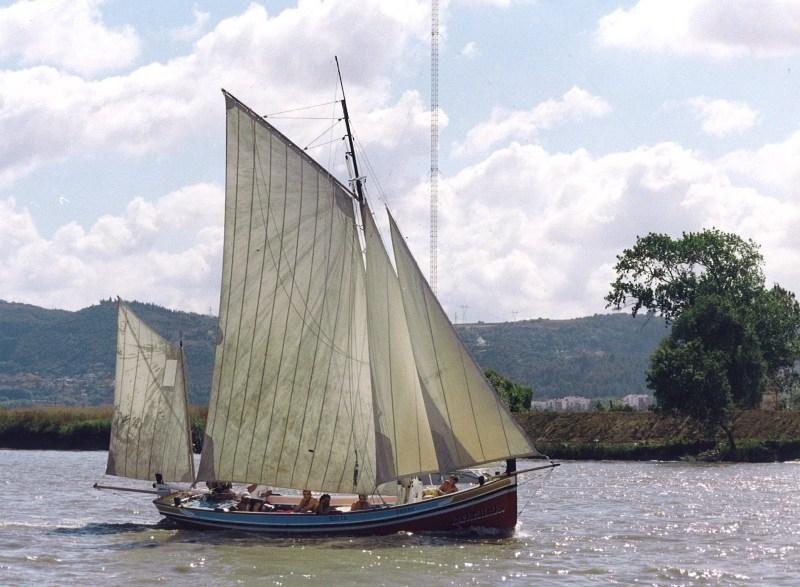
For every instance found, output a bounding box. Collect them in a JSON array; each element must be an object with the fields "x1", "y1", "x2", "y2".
[
  {"x1": 531, "y1": 395, "x2": 592, "y2": 412},
  {"x1": 622, "y1": 394, "x2": 654, "y2": 410}
]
